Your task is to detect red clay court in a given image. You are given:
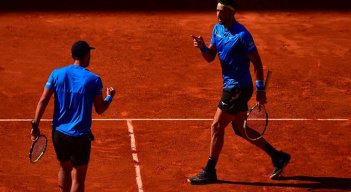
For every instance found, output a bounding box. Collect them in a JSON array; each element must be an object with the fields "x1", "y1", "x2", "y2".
[{"x1": 0, "y1": 9, "x2": 350, "y2": 192}]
